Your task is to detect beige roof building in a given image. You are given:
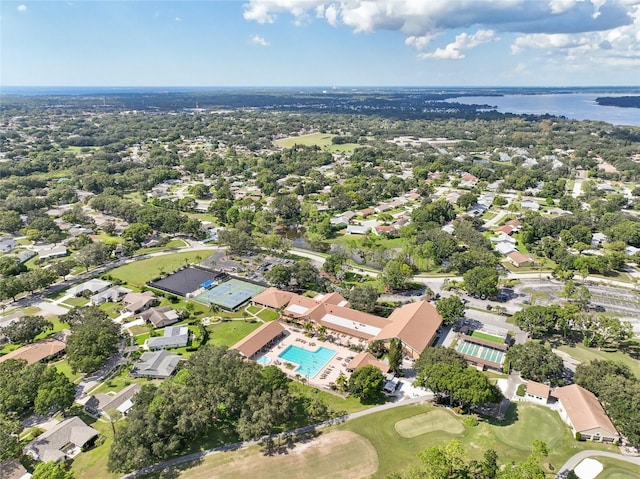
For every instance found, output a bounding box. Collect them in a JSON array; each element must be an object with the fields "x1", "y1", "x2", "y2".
[
  {"x1": 525, "y1": 381, "x2": 551, "y2": 404},
  {"x1": 0, "y1": 338, "x2": 66, "y2": 365},
  {"x1": 123, "y1": 291, "x2": 157, "y2": 313},
  {"x1": 346, "y1": 351, "x2": 390, "y2": 373},
  {"x1": 377, "y1": 301, "x2": 442, "y2": 358},
  {"x1": 252, "y1": 288, "x2": 295, "y2": 309},
  {"x1": 553, "y1": 384, "x2": 620, "y2": 442},
  {"x1": 232, "y1": 321, "x2": 286, "y2": 359}
]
